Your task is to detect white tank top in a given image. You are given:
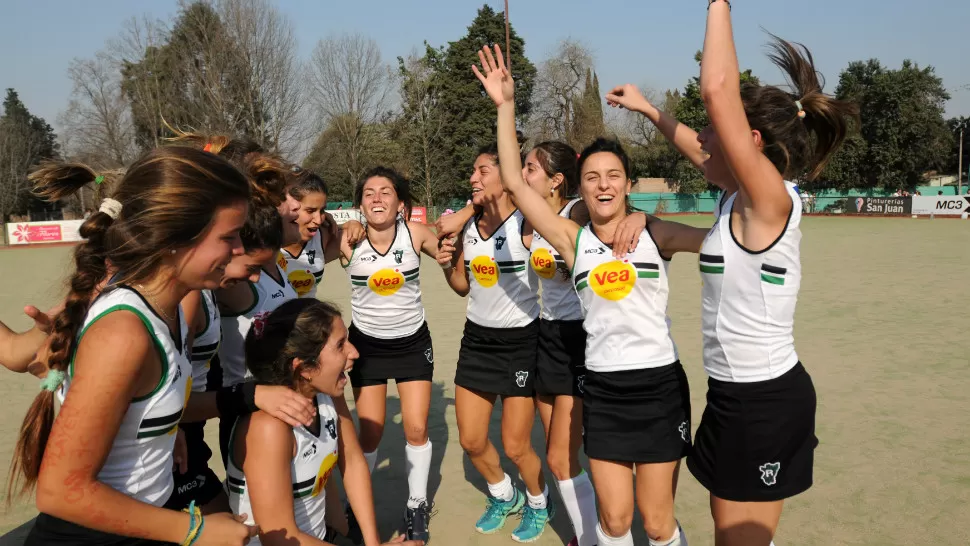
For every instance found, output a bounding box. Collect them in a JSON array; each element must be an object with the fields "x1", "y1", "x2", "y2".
[
  {"x1": 59, "y1": 286, "x2": 191, "y2": 506},
  {"x1": 700, "y1": 182, "x2": 802, "y2": 383},
  {"x1": 219, "y1": 266, "x2": 298, "y2": 387},
  {"x1": 530, "y1": 199, "x2": 584, "y2": 322},
  {"x1": 280, "y1": 231, "x2": 325, "y2": 298},
  {"x1": 572, "y1": 225, "x2": 679, "y2": 372},
  {"x1": 345, "y1": 218, "x2": 425, "y2": 338},
  {"x1": 462, "y1": 210, "x2": 539, "y2": 328},
  {"x1": 190, "y1": 289, "x2": 220, "y2": 393},
  {"x1": 227, "y1": 394, "x2": 339, "y2": 545}
]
